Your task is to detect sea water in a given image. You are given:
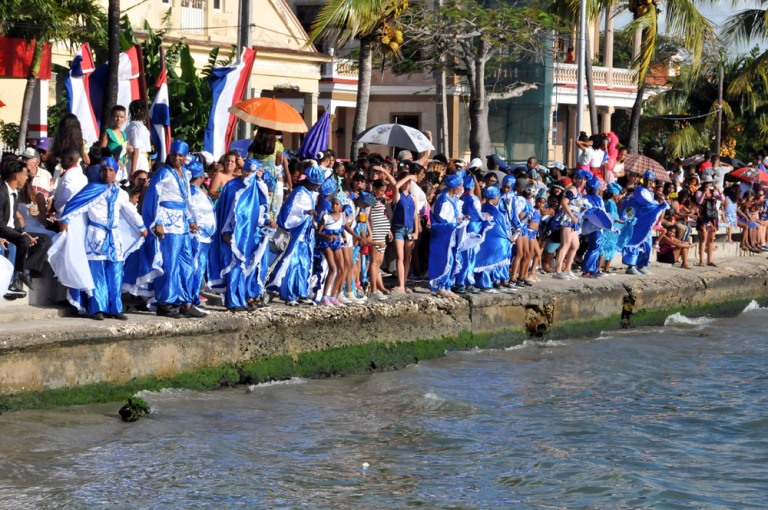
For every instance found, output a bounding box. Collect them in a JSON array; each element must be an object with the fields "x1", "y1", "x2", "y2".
[{"x1": 1, "y1": 304, "x2": 767, "y2": 509}]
